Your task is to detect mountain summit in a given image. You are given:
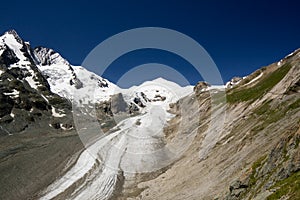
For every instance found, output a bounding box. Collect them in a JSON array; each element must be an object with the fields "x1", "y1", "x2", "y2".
[{"x1": 0, "y1": 30, "x2": 75, "y2": 135}]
